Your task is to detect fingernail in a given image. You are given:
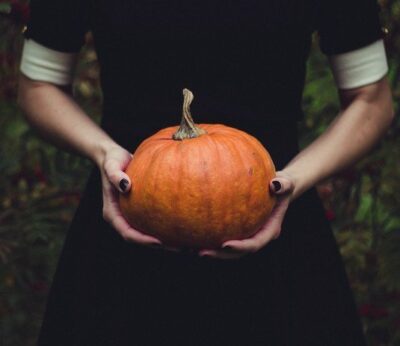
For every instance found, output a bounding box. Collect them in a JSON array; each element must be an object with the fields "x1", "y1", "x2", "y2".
[
  {"x1": 223, "y1": 245, "x2": 233, "y2": 251},
  {"x1": 272, "y1": 180, "x2": 281, "y2": 192},
  {"x1": 119, "y1": 178, "x2": 129, "y2": 192}
]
